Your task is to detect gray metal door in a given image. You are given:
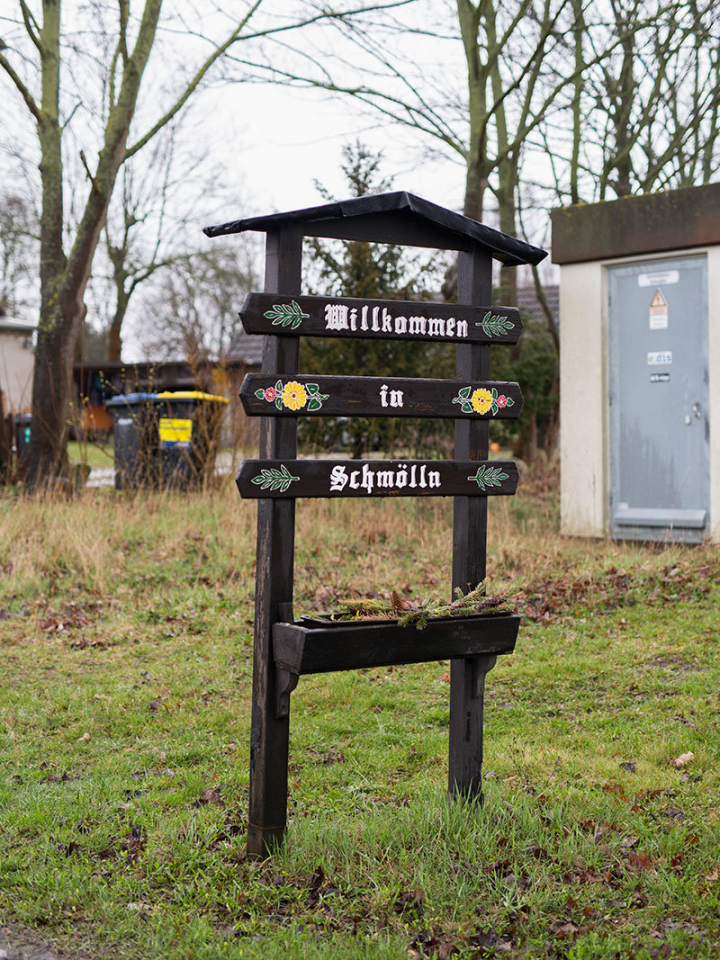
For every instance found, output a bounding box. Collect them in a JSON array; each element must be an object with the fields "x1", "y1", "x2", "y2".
[{"x1": 608, "y1": 256, "x2": 709, "y2": 542}]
